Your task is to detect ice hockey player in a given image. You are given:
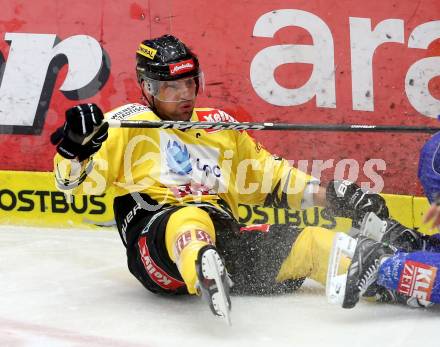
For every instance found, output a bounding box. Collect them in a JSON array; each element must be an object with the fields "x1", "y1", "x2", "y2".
[
  {"x1": 334, "y1": 131, "x2": 440, "y2": 309},
  {"x1": 50, "y1": 34, "x2": 388, "y2": 324},
  {"x1": 336, "y1": 213, "x2": 440, "y2": 309},
  {"x1": 418, "y1": 130, "x2": 440, "y2": 229}
]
